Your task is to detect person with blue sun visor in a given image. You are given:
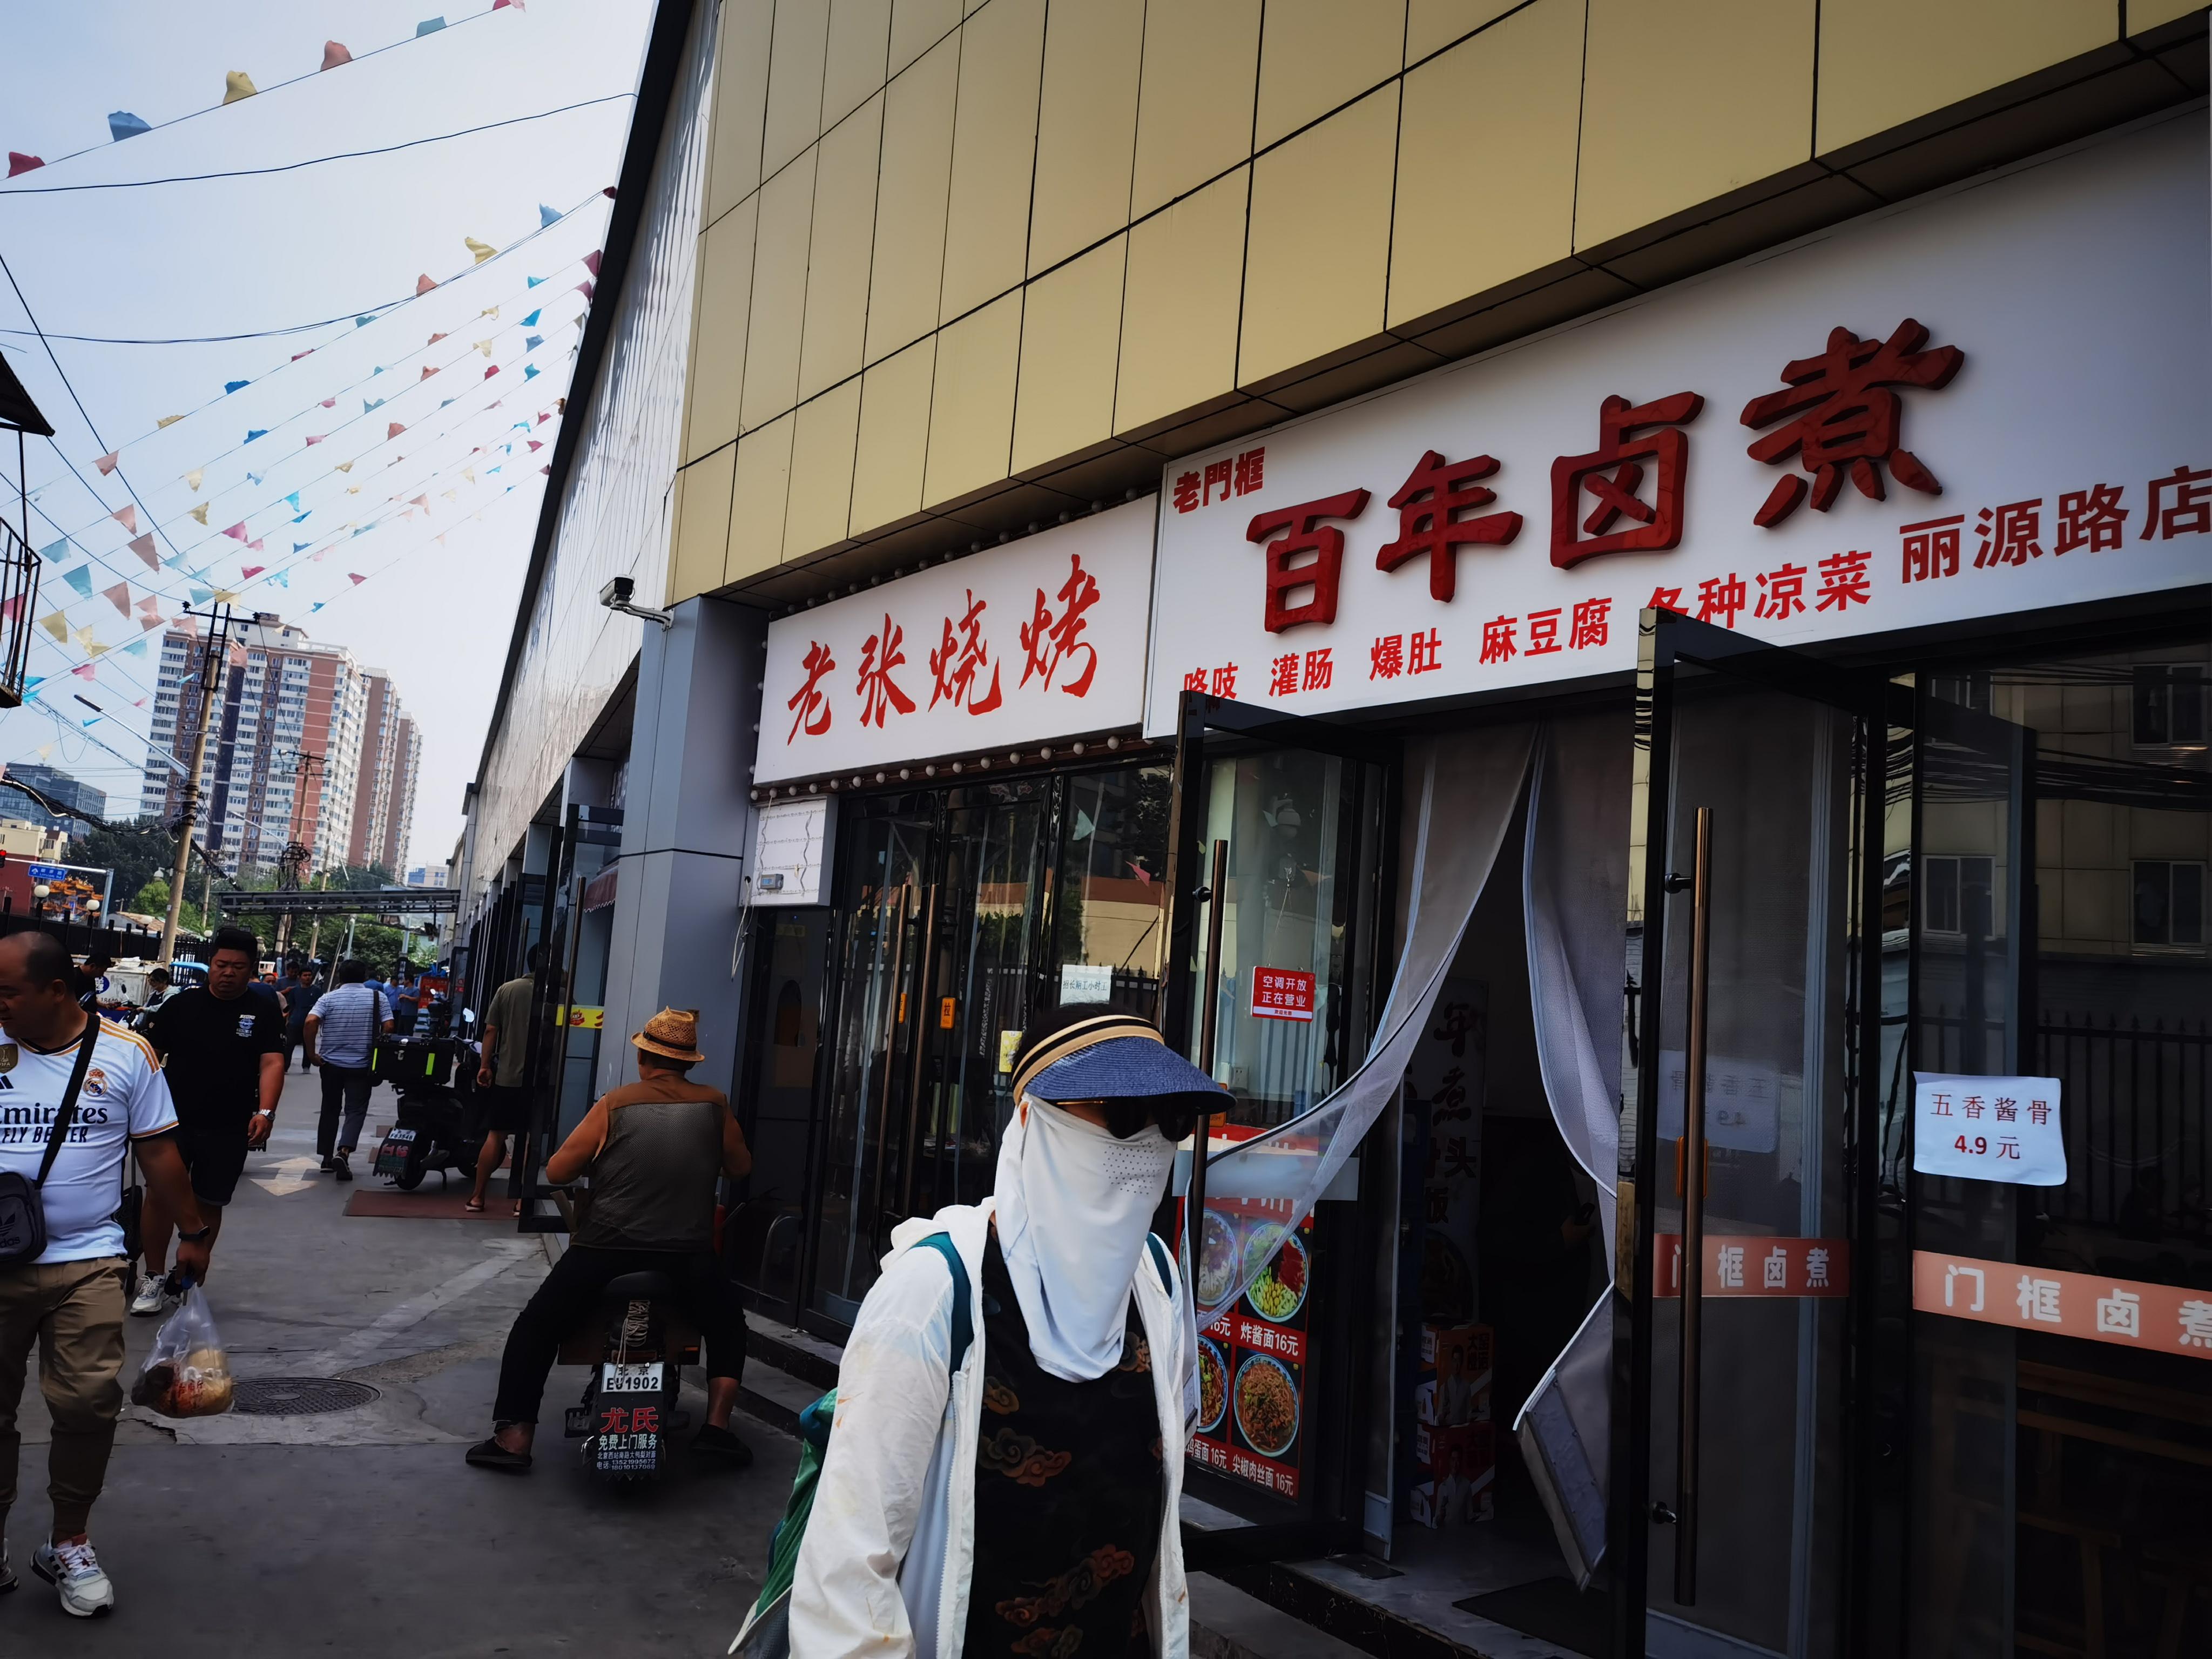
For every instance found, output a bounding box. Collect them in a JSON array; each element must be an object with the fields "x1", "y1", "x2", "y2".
[{"x1": 787, "y1": 1001, "x2": 1228, "y2": 1659}]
